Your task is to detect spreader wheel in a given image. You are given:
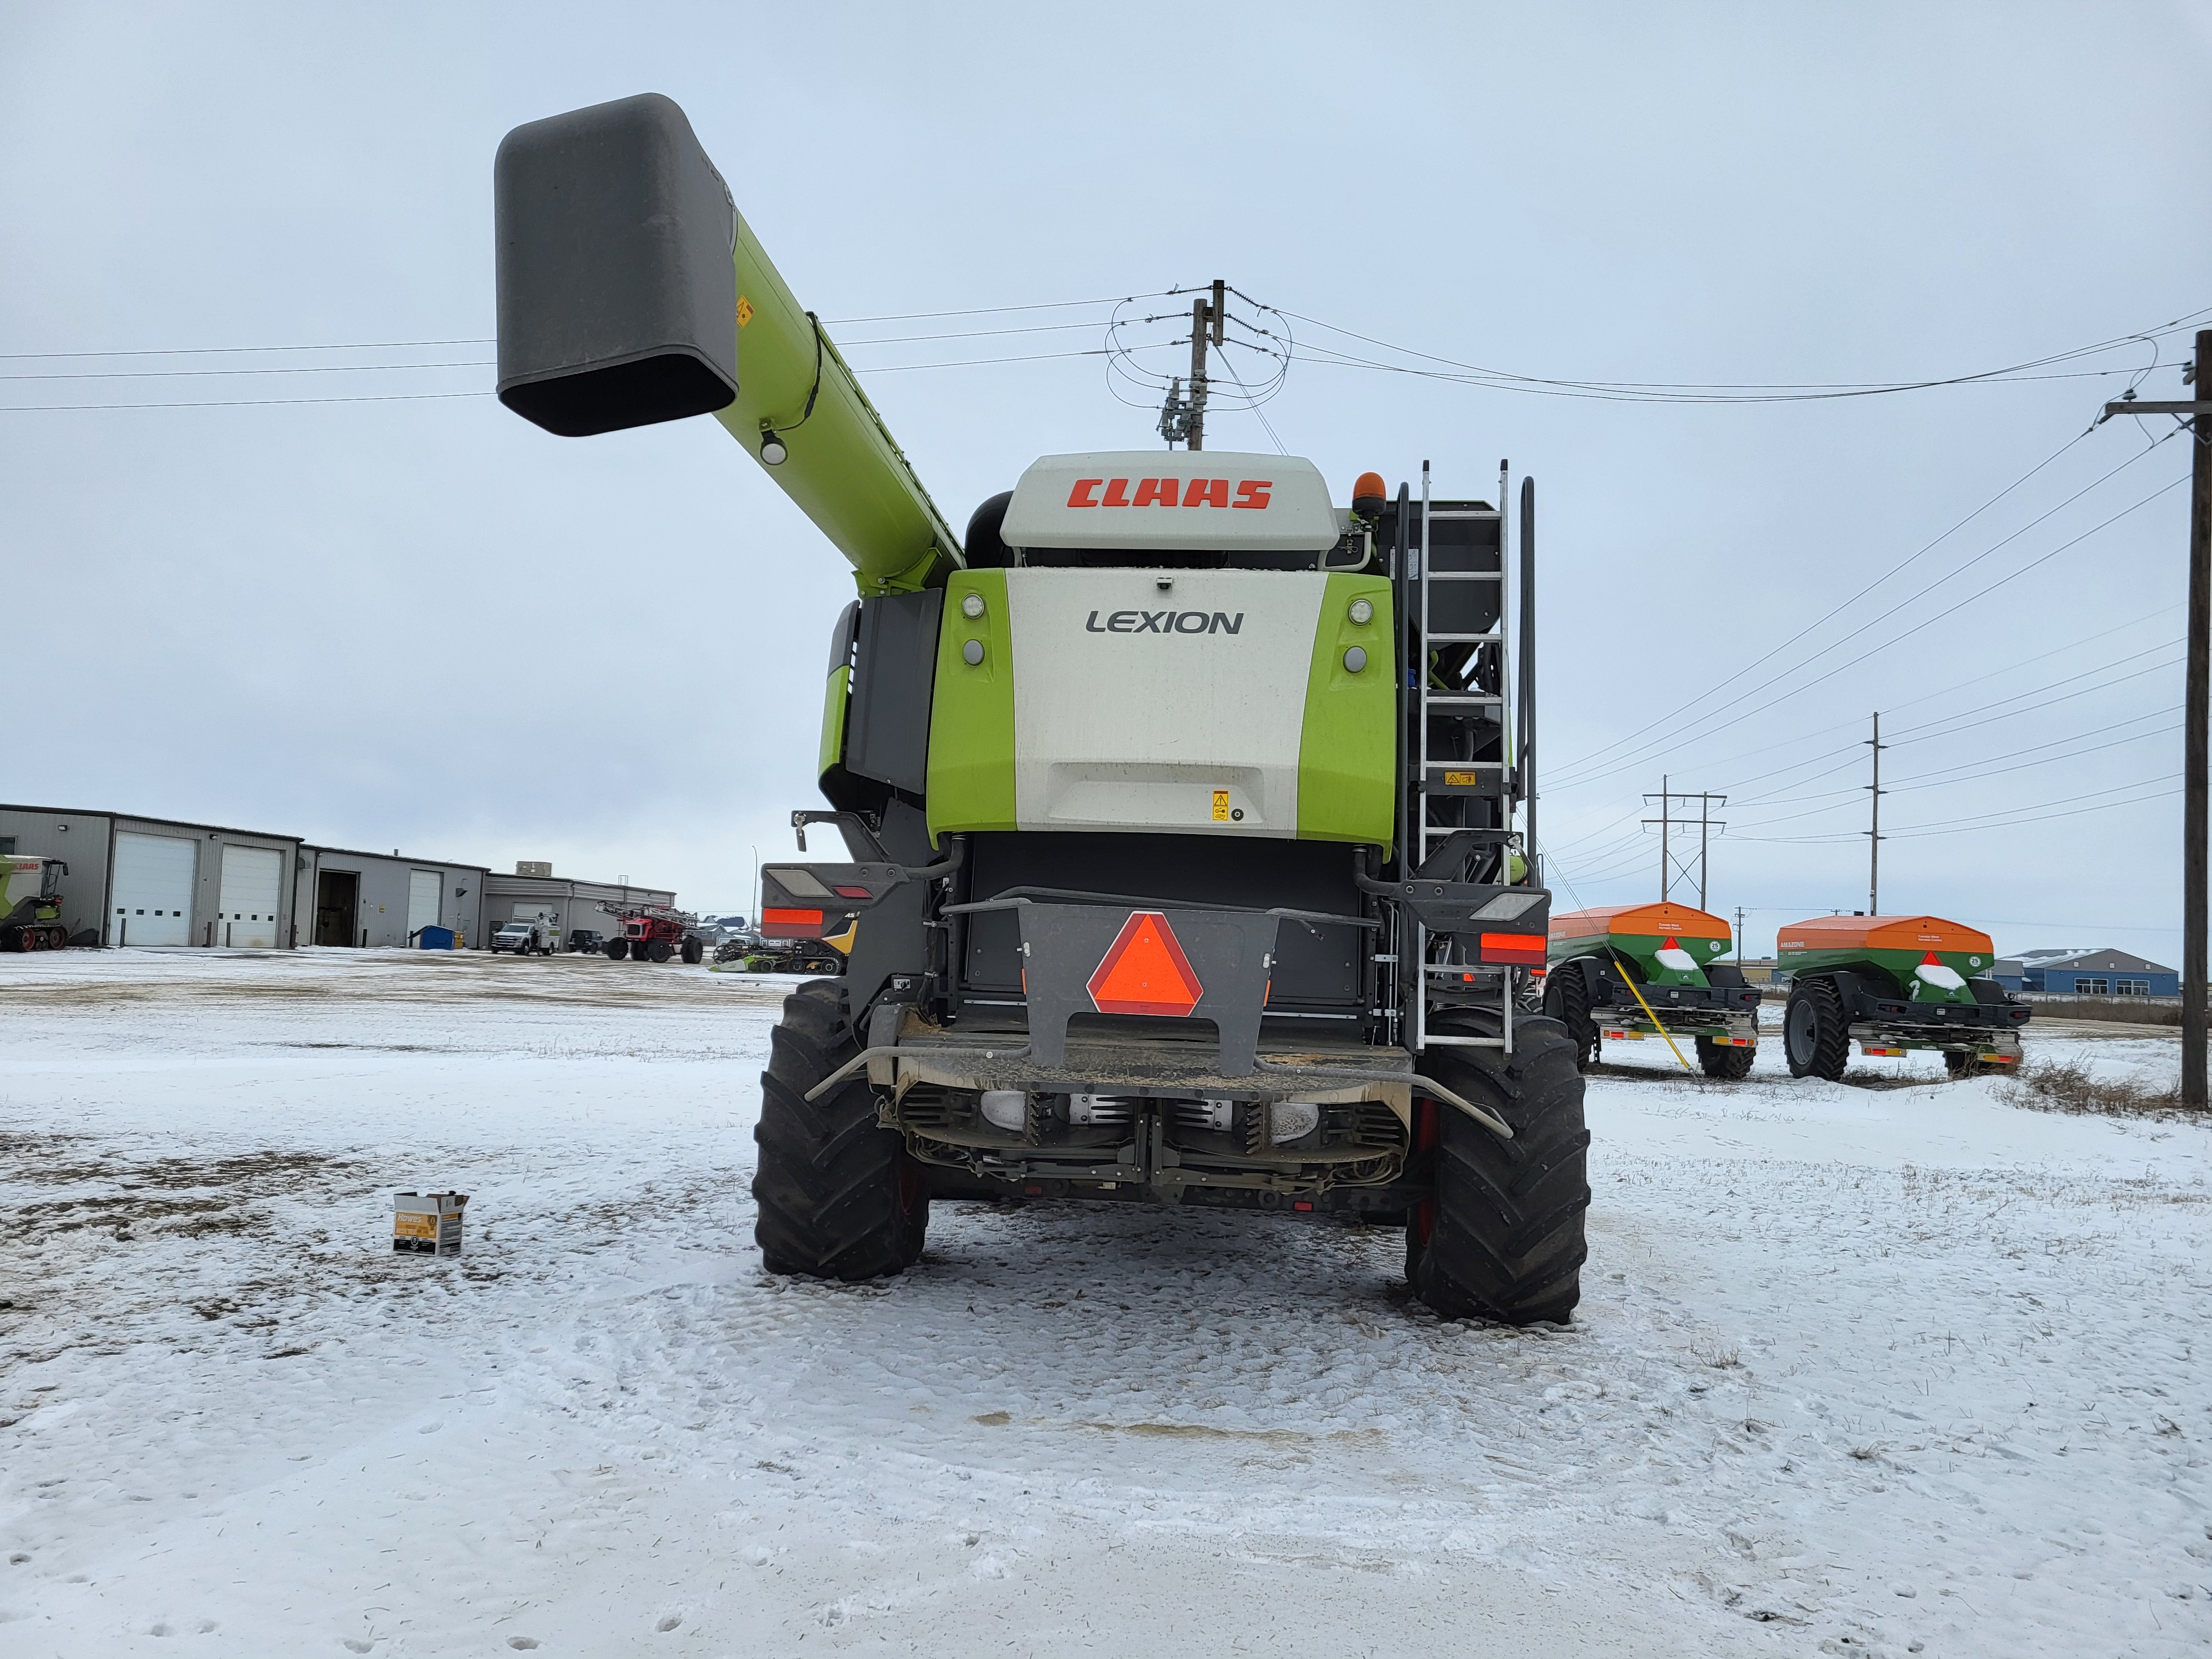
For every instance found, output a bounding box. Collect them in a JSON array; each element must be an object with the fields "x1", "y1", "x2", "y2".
[
  {"x1": 1696, "y1": 1036, "x2": 1756, "y2": 1079},
  {"x1": 605, "y1": 938, "x2": 628, "y2": 961},
  {"x1": 1545, "y1": 966, "x2": 1599, "y2": 1072},
  {"x1": 1783, "y1": 978, "x2": 1850, "y2": 1082}
]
